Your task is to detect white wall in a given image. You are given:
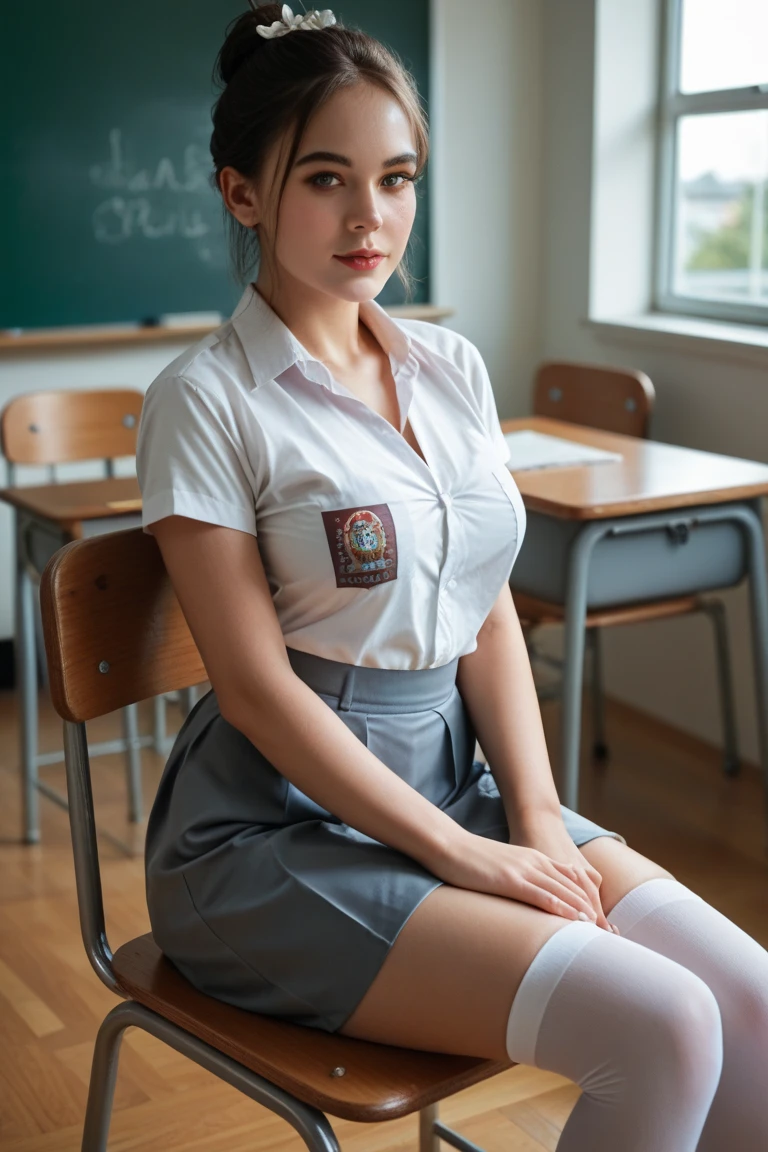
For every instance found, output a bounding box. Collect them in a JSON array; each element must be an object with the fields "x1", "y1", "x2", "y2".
[
  {"x1": 540, "y1": 0, "x2": 768, "y2": 766},
  {"x1": 431, "y1": 0, "x2": 544, "y2": 414}
]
